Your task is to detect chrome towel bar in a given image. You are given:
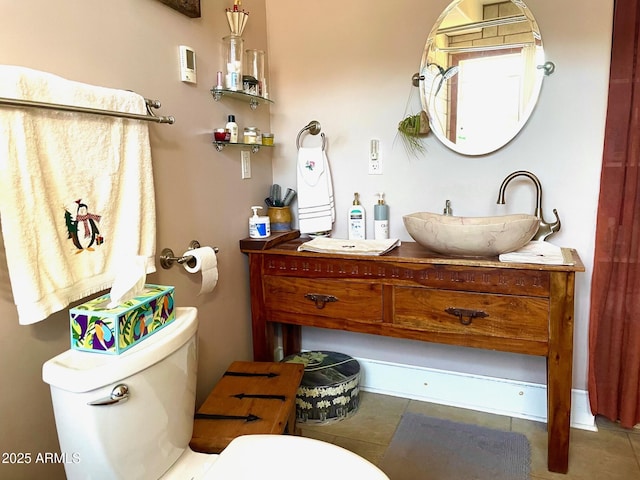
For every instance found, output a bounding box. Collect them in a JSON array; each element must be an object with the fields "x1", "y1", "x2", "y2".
[{"x1": 0, "y1": 96, "x2": 175, "y2": 124}]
